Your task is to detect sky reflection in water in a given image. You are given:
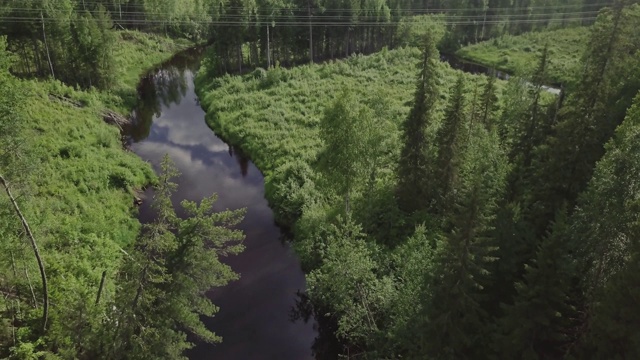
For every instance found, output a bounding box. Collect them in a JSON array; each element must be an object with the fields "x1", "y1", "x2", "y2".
[{"x1": 126, "y1": 60, "x2": 317, "y2": 360}]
